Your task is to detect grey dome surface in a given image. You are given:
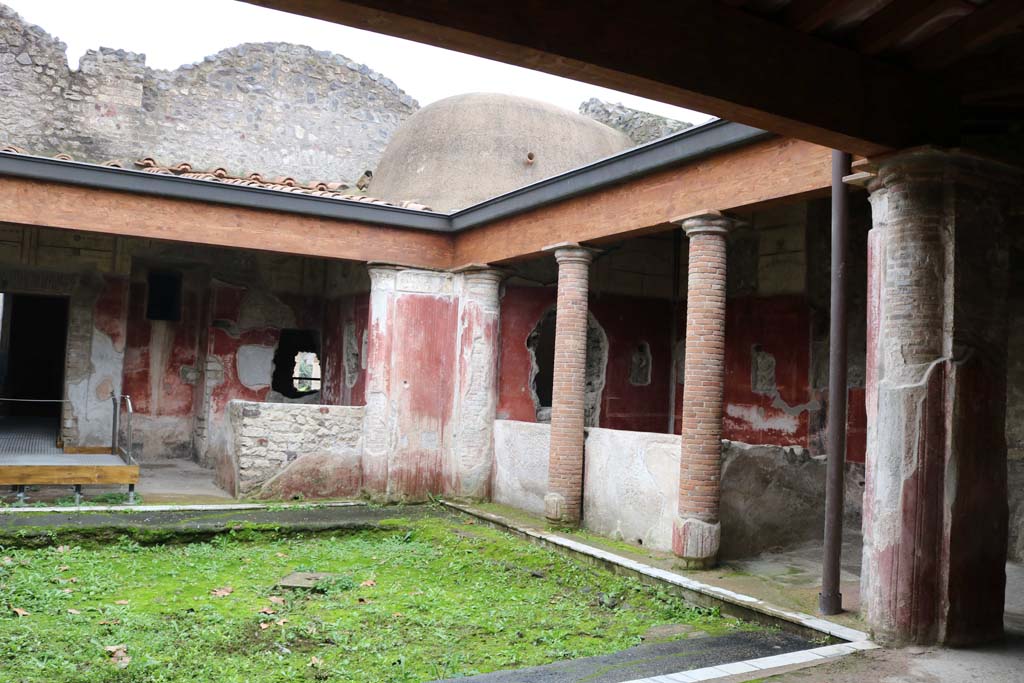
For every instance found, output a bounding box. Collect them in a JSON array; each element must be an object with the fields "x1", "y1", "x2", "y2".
[{"x1": 370, "y1": 93, "x2": 633, "y2": 213}]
